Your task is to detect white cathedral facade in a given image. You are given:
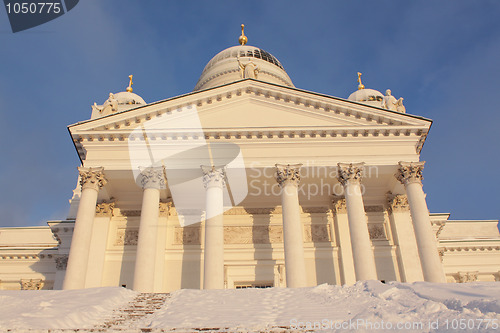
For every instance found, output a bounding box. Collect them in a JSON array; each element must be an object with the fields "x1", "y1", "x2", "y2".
[{"x1": 1, "y1": 27, "x2": 499, "y2": 291}]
